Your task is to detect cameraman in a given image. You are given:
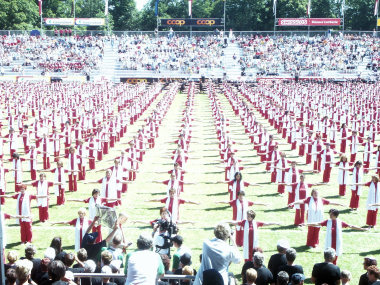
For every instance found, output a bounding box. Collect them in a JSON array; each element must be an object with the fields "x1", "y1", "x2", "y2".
[
  {"x1": 193, "y1": 223, "x2": 241, "y2": 285},
  {"x1": 153, "y1": 213, "x2": 178, "y2": 256}
]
